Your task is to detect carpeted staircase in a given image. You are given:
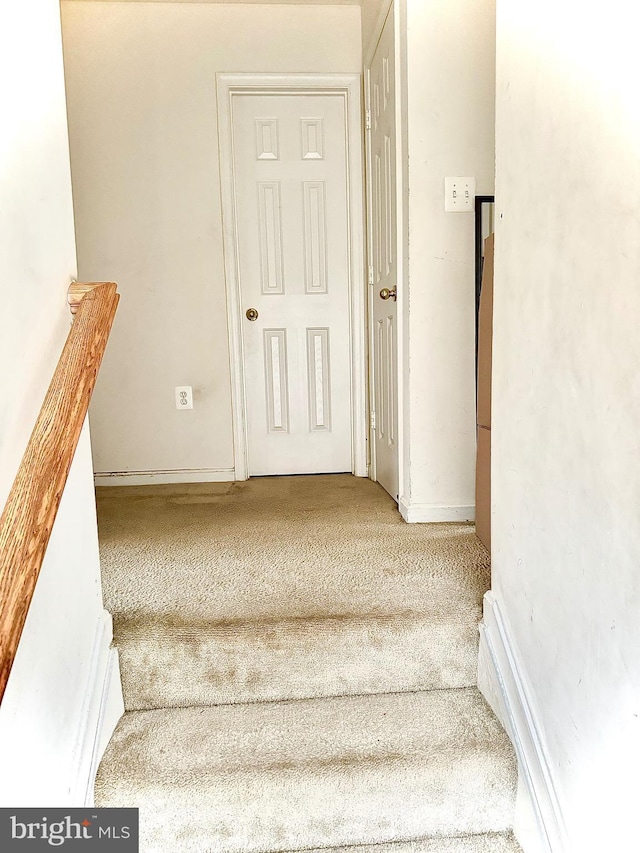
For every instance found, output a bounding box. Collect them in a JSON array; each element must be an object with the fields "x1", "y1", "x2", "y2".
[{"x1": 95, "y1": 475, "x2": 522, "y2": 853}]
